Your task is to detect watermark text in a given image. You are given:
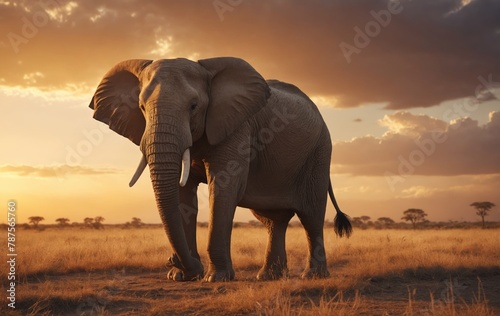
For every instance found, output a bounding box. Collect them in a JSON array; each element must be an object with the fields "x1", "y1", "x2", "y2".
[{"x1": 6, "y1": 201, "x2": 17, "y2": 309}]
